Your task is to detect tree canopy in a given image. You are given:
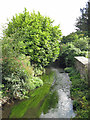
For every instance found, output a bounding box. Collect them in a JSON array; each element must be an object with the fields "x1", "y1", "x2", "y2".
[
  {"x1": 4, "y1": 8, "x2": 62, "y2": 69},
  {"x1": 88, "y1": 1, "x2": 90, "y2": 37},
  {"x1": 75, "y1": 1, "x2": 90, "y2": 37}
]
